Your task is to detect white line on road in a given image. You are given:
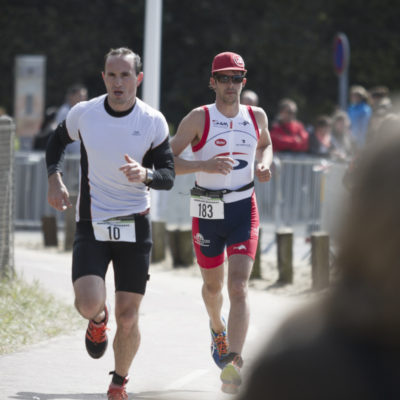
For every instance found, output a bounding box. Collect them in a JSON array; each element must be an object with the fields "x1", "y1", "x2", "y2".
[{"x1": 164, "y1": 369, "x2": 209, "y2": 390}]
